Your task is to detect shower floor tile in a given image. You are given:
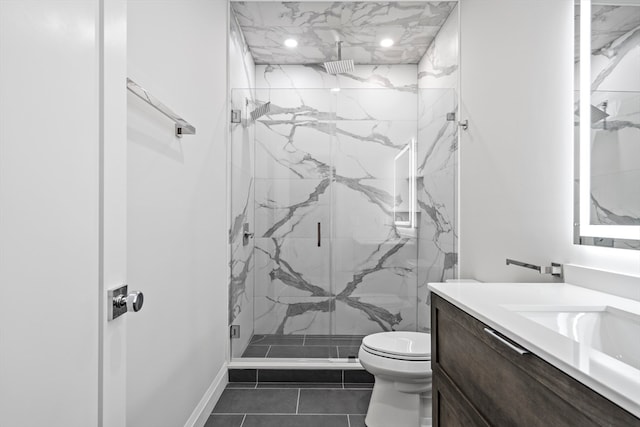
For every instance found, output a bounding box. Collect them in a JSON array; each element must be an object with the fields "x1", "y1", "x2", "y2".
[
  {"x1": 242, "y1": 345, "x2": 269, "y2": 357},
  {"x1": 303, "y1": 335, "x2": 366, "y2": 346},
  {"x1": 336, "y1": 346, "x2": 360, "y2": 358},
  {"x1": 249, "y1": 335, "x2": 304, "y2": 346},
  {"x1": 240, "y1": 334, "x2": 365, "y2": 359},
  {"x1": 266, "y1": 345, "x2": 338, "y2": 358}
]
